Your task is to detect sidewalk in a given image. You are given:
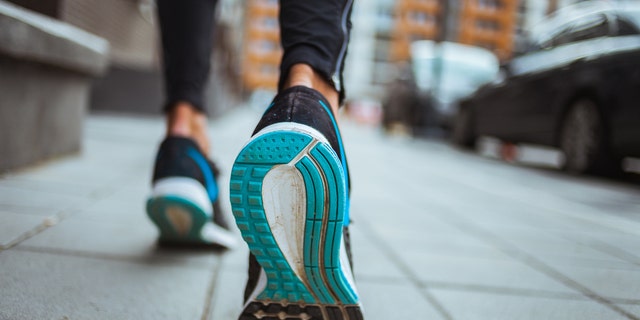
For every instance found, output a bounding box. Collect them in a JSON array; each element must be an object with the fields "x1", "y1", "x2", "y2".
[{"x1": 1, "y1": 107, "x2": 640, "y2": 320}]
